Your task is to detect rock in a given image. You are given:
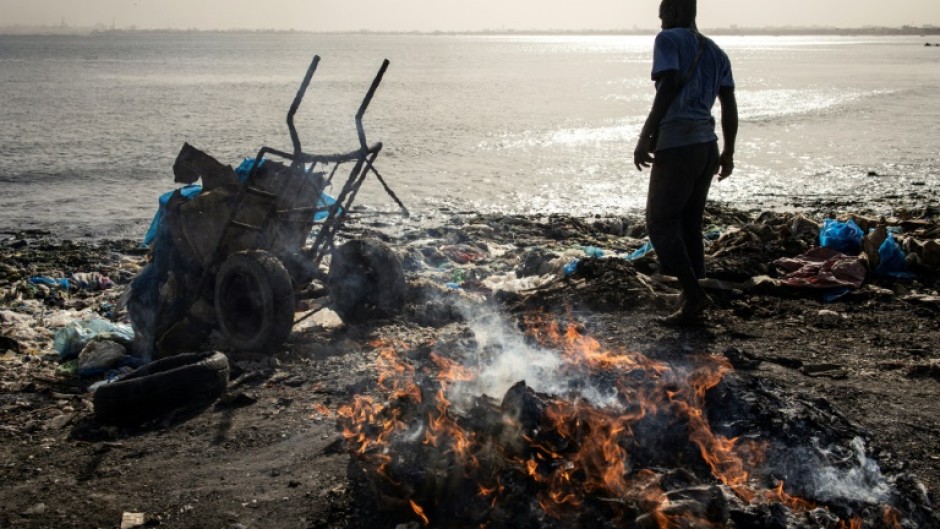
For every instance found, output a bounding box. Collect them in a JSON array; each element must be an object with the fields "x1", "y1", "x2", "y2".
[{"x1": 22, "y1": 502, "x2": 47, "y2": 516}]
